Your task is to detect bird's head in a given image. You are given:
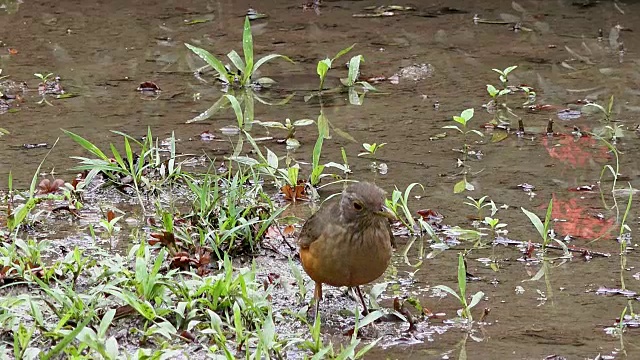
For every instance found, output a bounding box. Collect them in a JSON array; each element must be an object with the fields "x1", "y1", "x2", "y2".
[{"x1": 340, "y1": 182, "x2": 395, "y2": 222}]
